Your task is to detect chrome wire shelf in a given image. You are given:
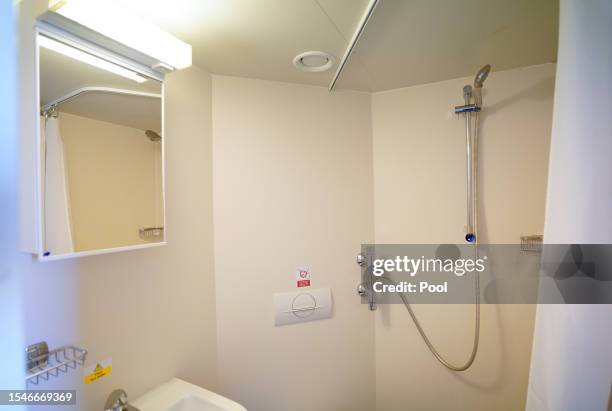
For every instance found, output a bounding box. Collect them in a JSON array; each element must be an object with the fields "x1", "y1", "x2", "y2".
[
  {"x1": 139, "y1": 226, "x2": 164, "y2": 241},
  {"x1": 25, "y1": 342, "x2": 88, "y2": 386},
  {"x1": 521, "y1": 235, "x2": 543, "y2": 253}
]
